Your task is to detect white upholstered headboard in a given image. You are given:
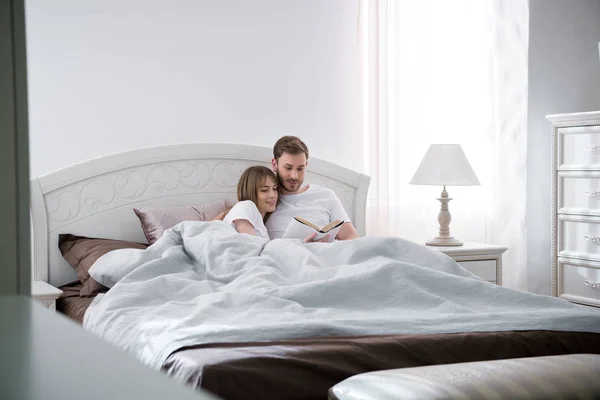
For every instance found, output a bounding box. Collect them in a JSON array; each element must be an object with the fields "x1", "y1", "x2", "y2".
[{"x1": 30, "y1": 143, "x2": 370, "y2": 286}]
